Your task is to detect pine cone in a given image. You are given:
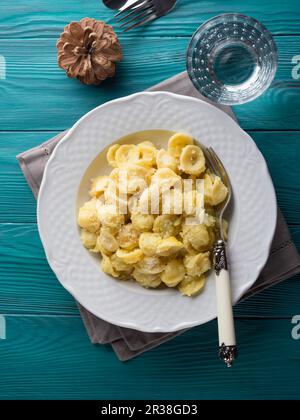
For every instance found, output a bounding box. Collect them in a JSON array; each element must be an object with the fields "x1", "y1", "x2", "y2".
[{"x1": 56, "y1": 18, "x2": 122, "y2": 85}]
